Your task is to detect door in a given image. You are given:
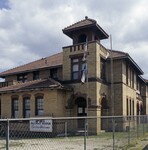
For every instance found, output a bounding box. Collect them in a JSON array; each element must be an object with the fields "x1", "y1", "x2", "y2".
[{"x1": 76, "y1": 98, "x2": 87, "y2": 129}]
